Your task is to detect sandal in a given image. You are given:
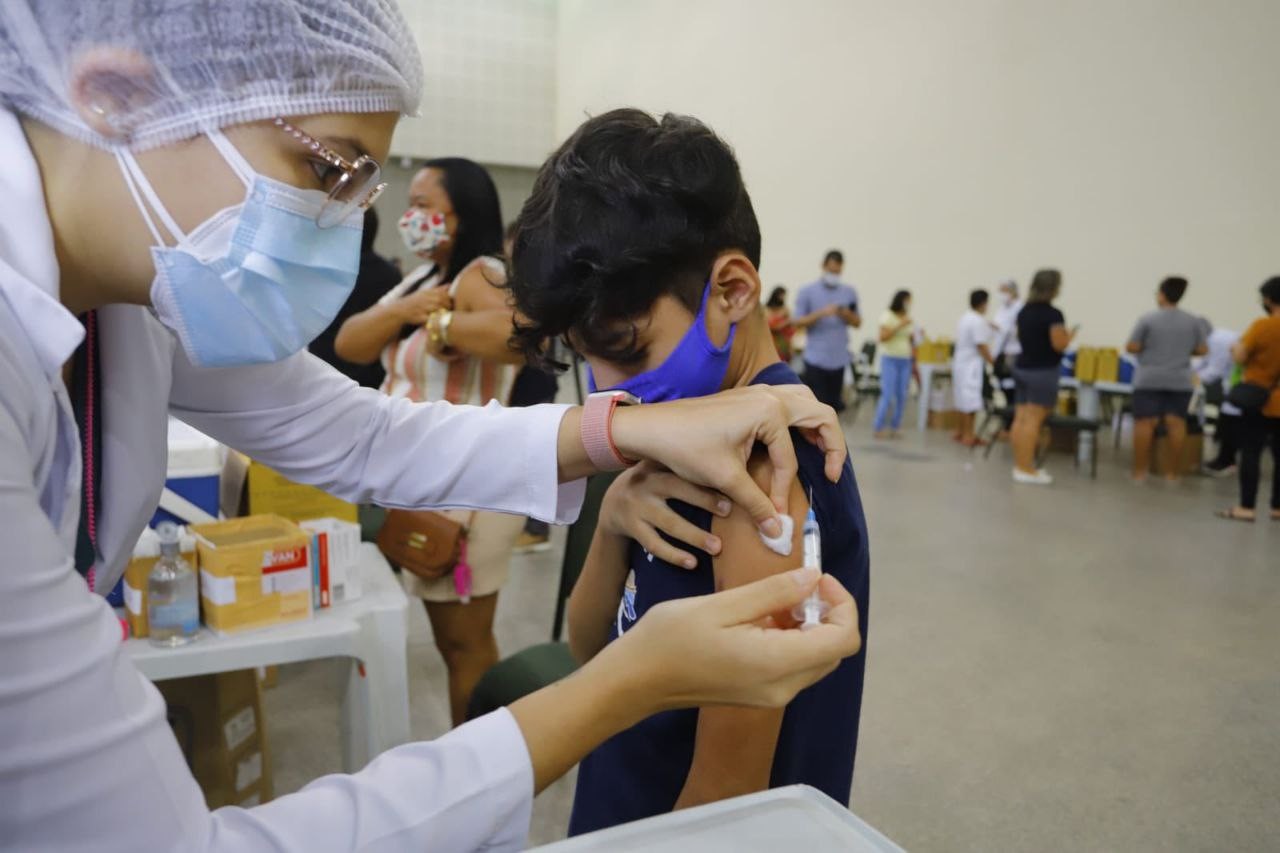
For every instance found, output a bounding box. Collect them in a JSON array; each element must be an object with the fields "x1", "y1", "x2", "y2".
[{"x1": 1215, "y1": 507, "x2": 1256, "y2": 523}]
